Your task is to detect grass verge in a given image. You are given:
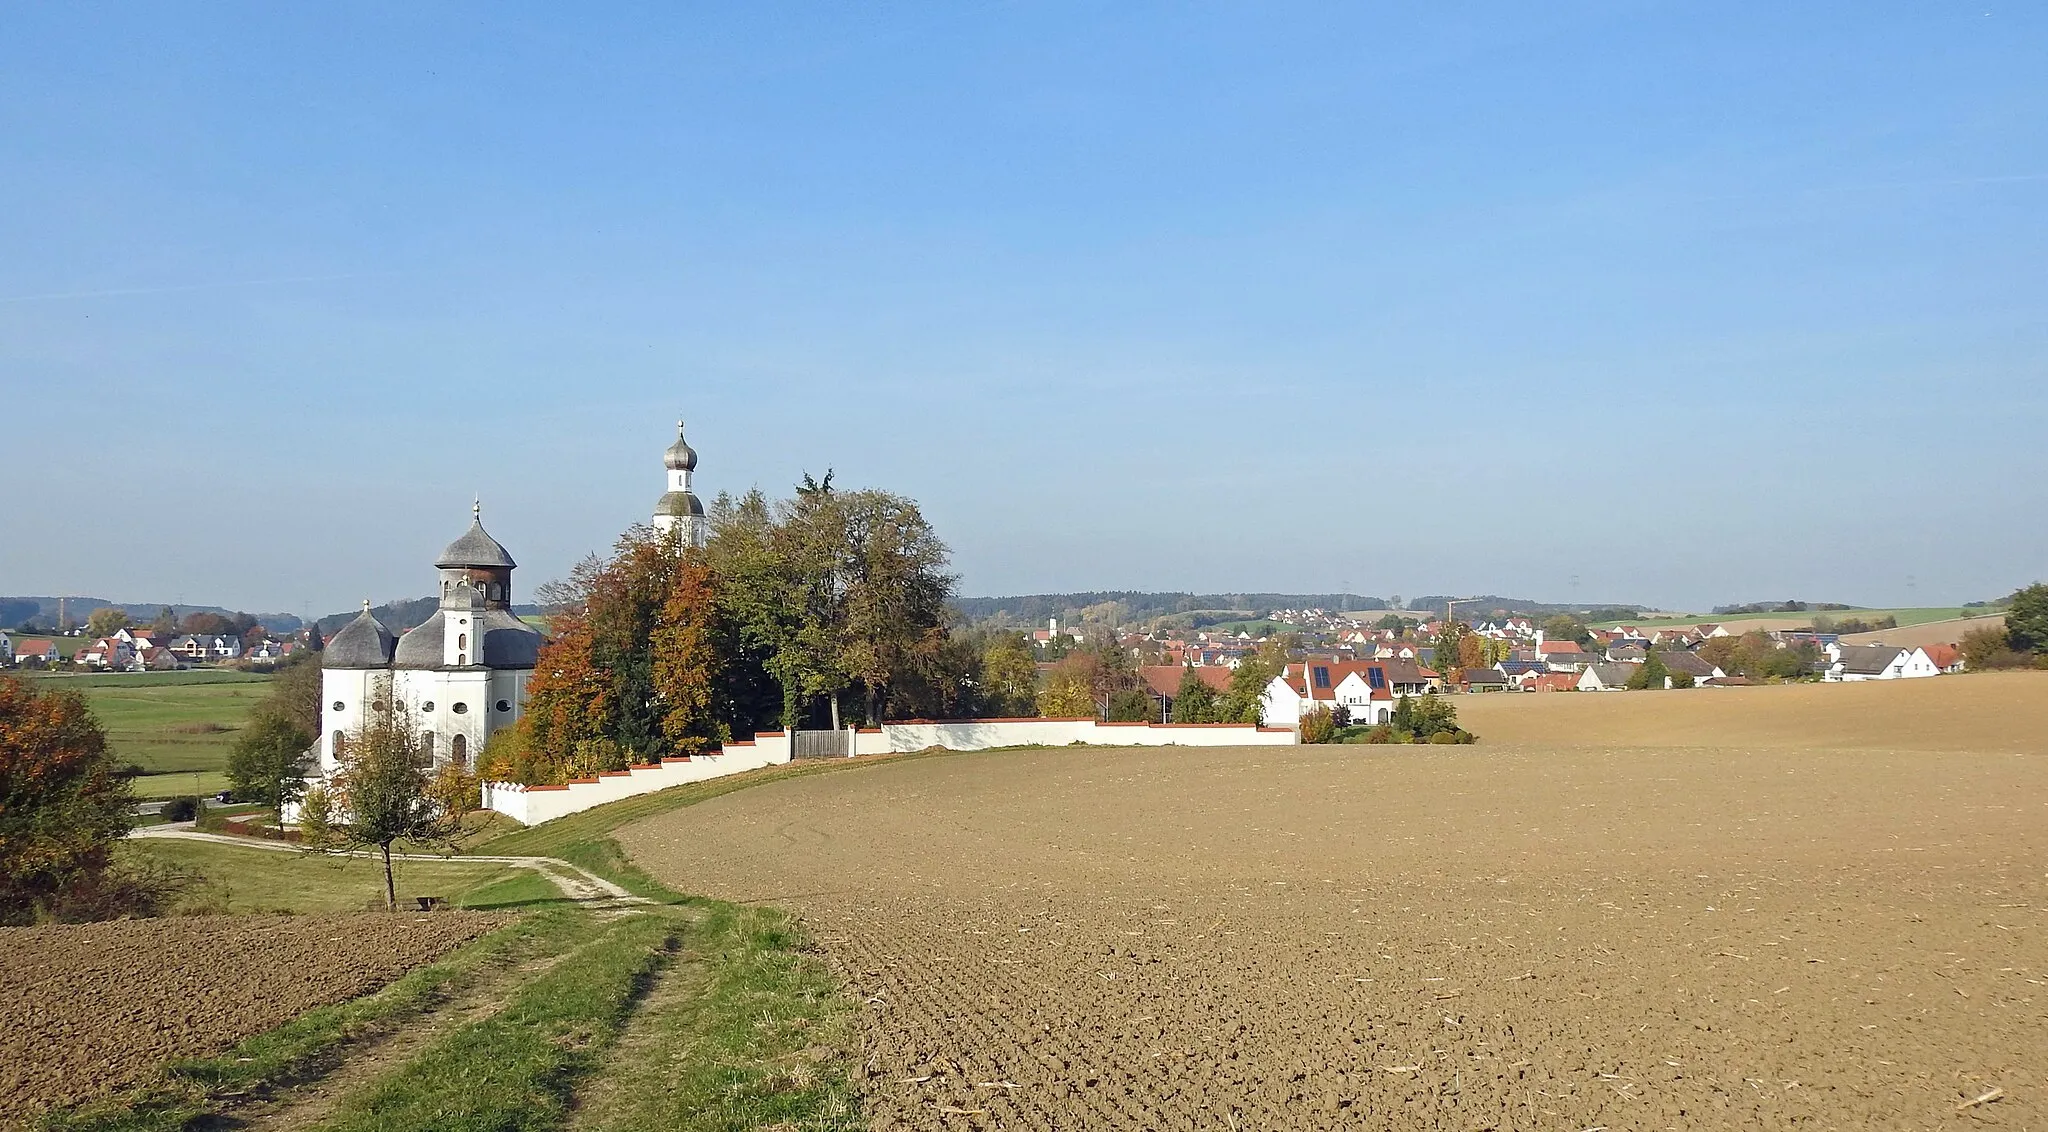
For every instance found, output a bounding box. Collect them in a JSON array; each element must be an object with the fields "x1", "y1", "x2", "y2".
[
  {"x1": 39, "y1": 908, "x2": 602, "y2": 1132},
  {"x1": 316, "y1": 913, "x2": 677, "y2": 1132}
]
